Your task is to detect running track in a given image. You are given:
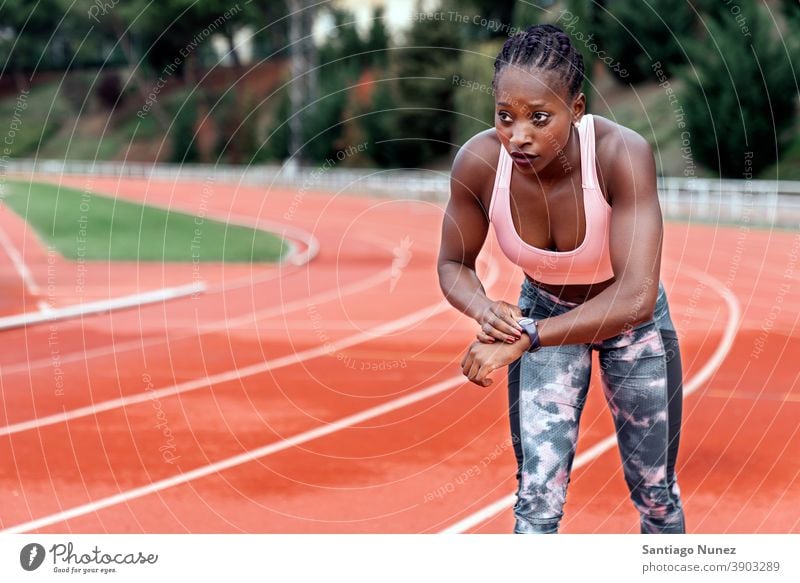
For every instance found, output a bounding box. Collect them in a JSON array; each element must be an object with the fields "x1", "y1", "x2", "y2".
[{"x1": 0, "y1": 175, "x2": 798, "y2": 533}]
